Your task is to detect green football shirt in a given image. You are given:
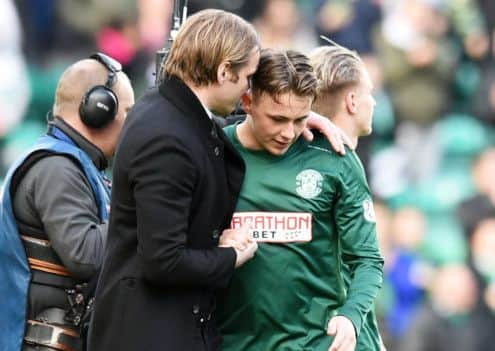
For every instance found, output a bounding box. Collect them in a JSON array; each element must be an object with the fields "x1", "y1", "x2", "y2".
[{"x1": 217, "y1": 124, "x2": 384, "y2": 351}]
